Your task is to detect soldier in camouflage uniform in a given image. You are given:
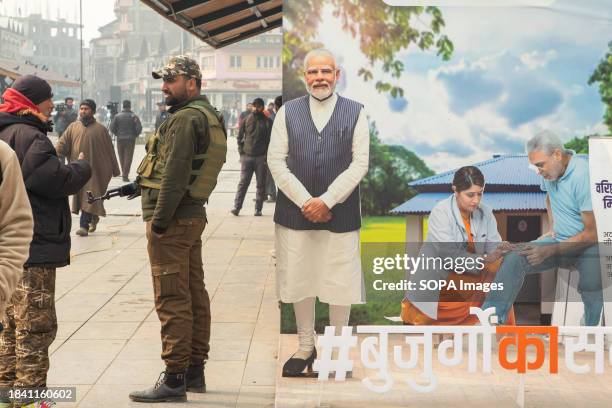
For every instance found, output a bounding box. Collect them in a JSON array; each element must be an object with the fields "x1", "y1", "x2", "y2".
[{"x1": 128, "y1": 56, "x2": 226, "y2": 403}]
